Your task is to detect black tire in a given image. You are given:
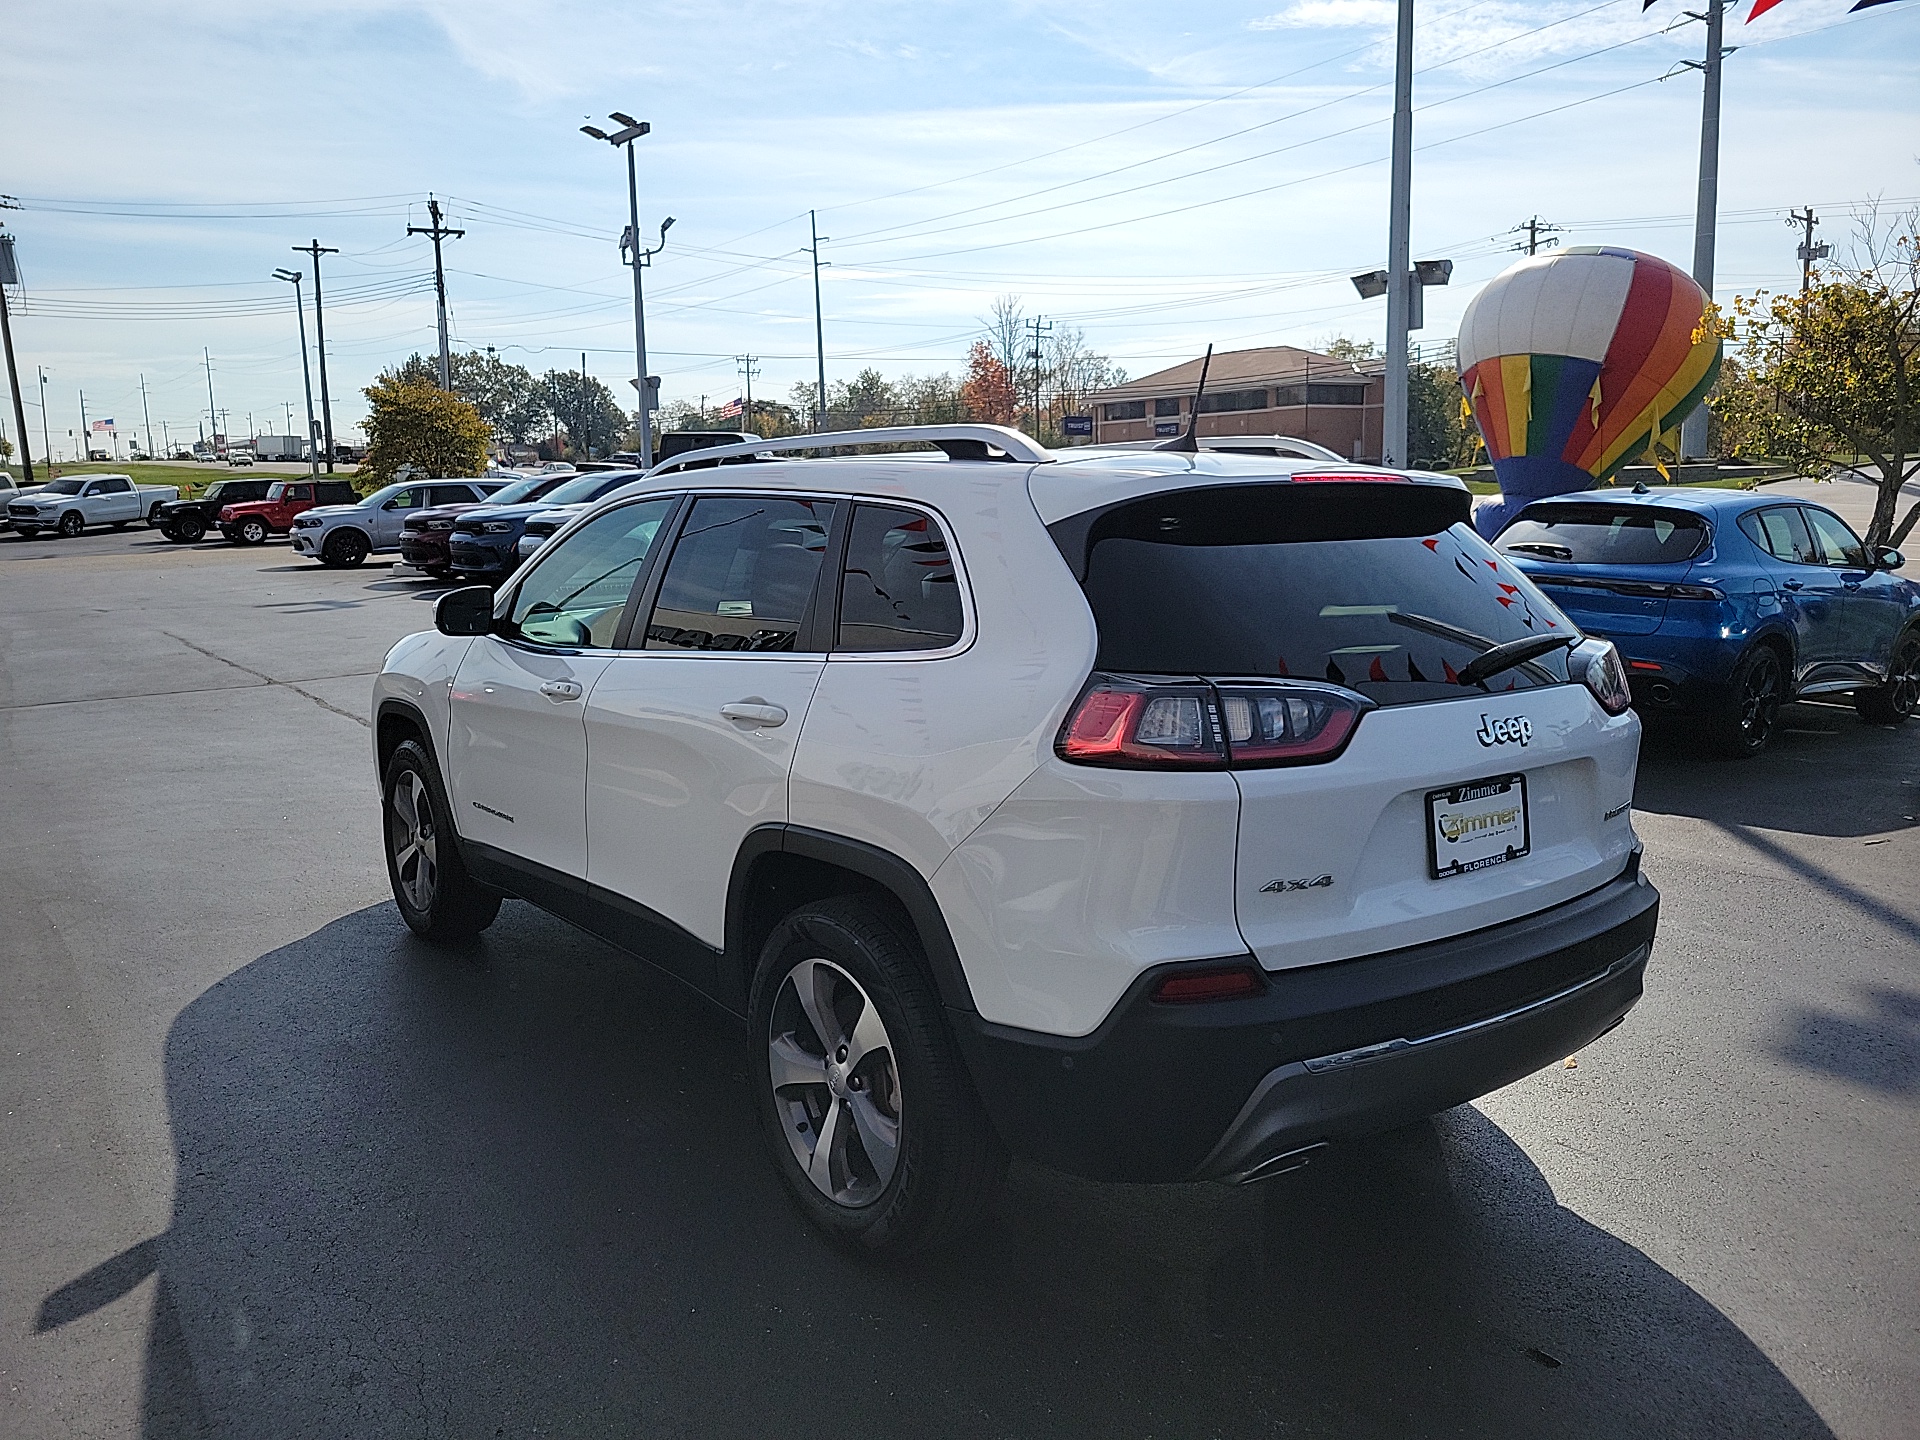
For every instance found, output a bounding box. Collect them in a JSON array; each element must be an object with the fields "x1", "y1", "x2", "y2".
[
  {"x1": 748, "y1": 897, "x2": 1005, "y2": 1257},
  {"x1": 57, "y1": 511, "x2": 85, "y2": 538},
  {"x1": 322, "y1": 528, "x2": 371, "y2": 567},
  {"x1": 175, "y1": 516, "x2": 207, "y2": 543},
  {"x1": 381, "y1": 739, "x2": 501, "y2": 943},
  {"x1": 1855, "y1": 627, "x2": 1920, "y2": 727},
  {"x1": 1706, "y1": 644, "x2": 1786, "y2": 758},
  {"x1": 235, "y1": 517, "x2": 269, "y2": 545}
]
